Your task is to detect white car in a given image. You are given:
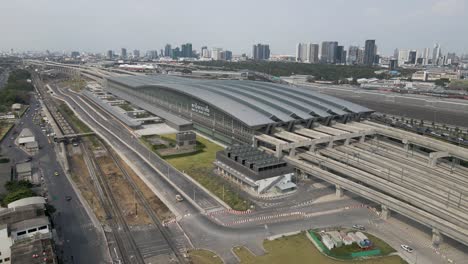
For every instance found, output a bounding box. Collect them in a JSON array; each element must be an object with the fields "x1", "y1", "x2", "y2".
[{"x1": 401, "y1": 244, "x2": 413, "y2": 253}]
